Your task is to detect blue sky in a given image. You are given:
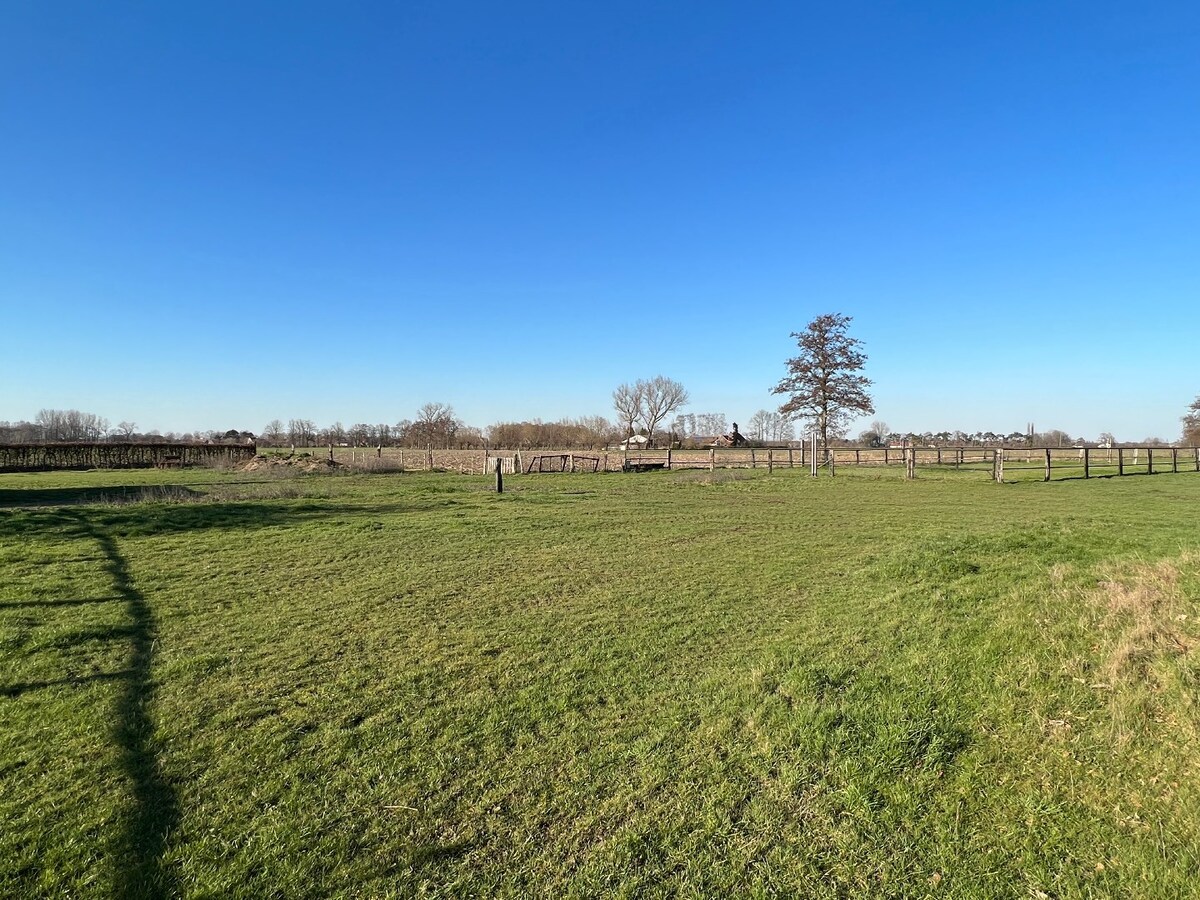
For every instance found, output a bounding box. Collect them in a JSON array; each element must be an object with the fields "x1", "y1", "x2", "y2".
[{"x1": 3, "y1": 1, "x2": 1198, "y2": 441}]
